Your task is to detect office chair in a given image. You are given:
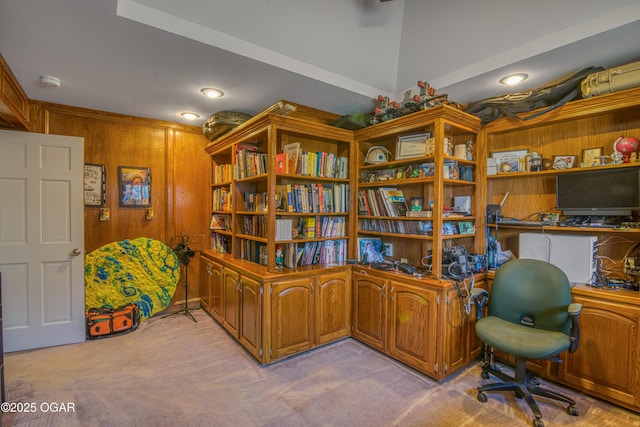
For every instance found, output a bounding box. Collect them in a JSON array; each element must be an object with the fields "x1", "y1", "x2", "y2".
[{"x1": 470, "y1": 259, "x2": 582, "y2": 427}]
